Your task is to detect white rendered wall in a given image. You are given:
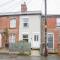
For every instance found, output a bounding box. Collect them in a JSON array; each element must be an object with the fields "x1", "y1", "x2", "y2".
[{"x1": 19, "y1": 15, "x2": 41, "y2": 48}]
